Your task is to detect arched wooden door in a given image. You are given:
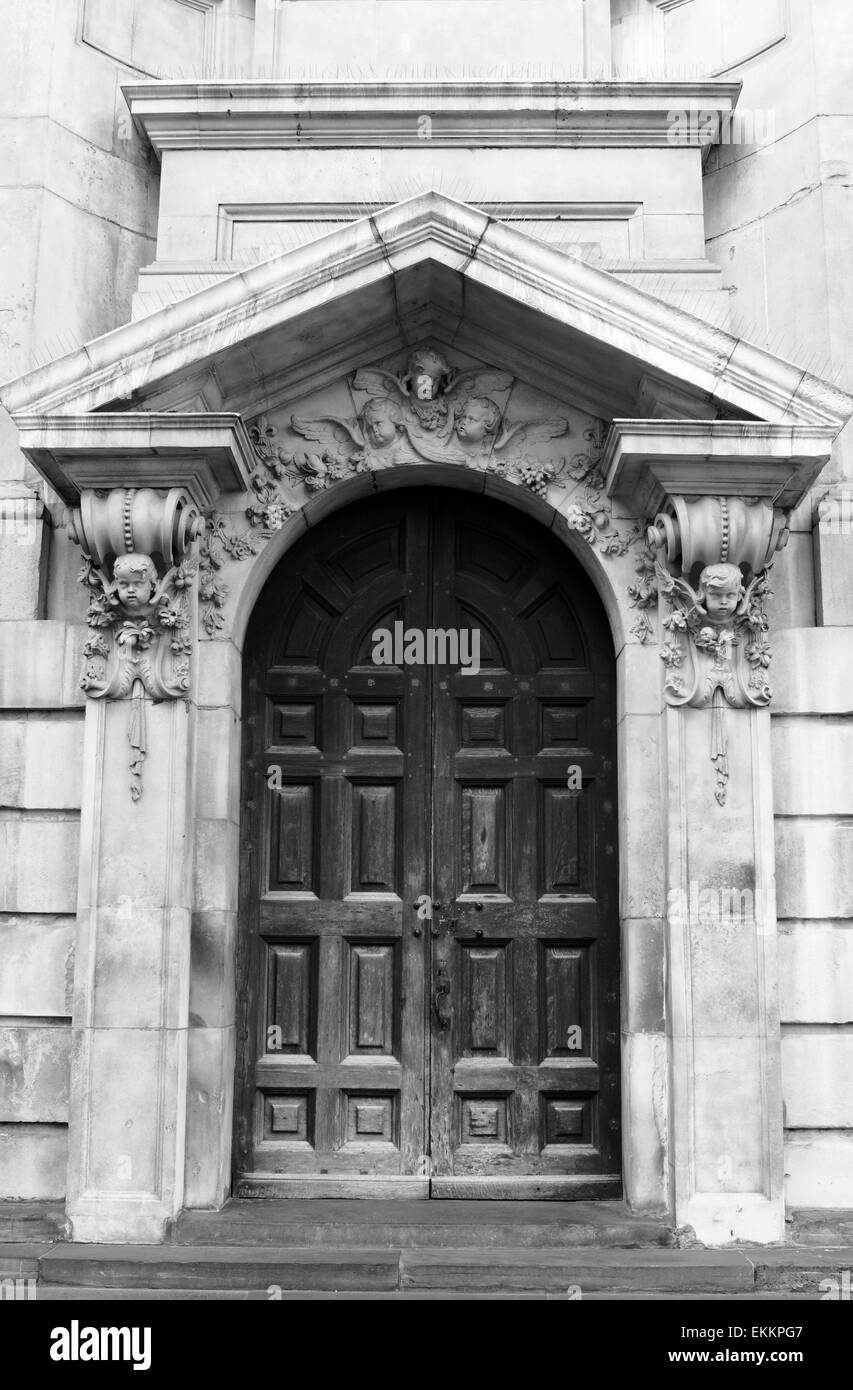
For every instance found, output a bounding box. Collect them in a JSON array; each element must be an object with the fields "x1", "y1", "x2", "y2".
[{"x1": 235, "y1": 489, "x2": 620, "y2": 1198}]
